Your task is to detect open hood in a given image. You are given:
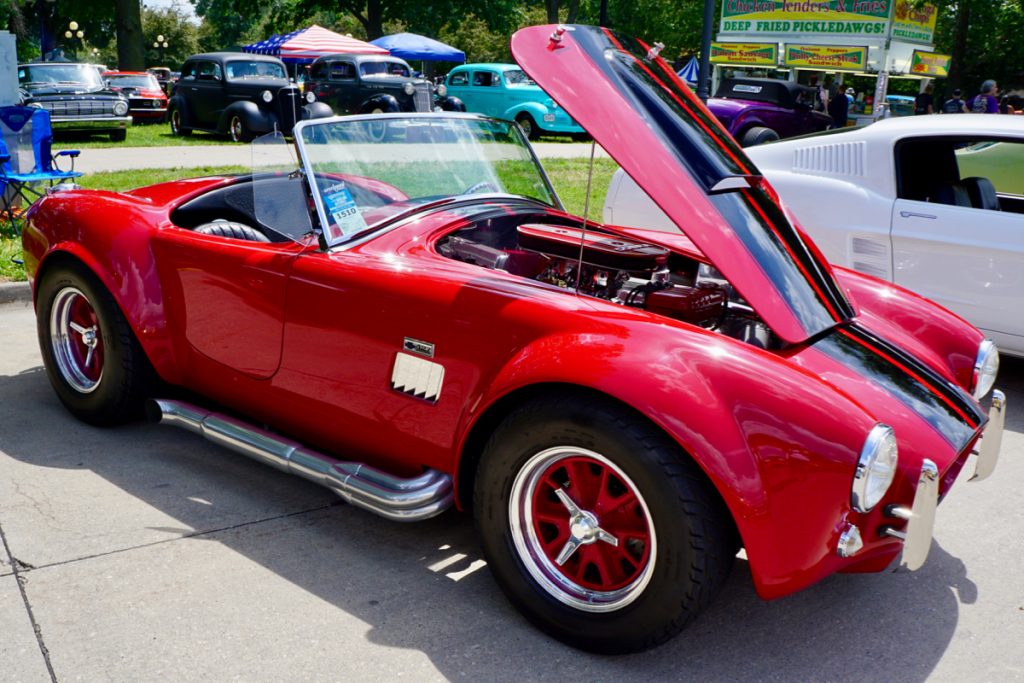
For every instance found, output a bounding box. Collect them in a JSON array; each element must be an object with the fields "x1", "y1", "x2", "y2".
[{"x1": 511, "y1": 25, "x2": 855, "y2": 344}]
